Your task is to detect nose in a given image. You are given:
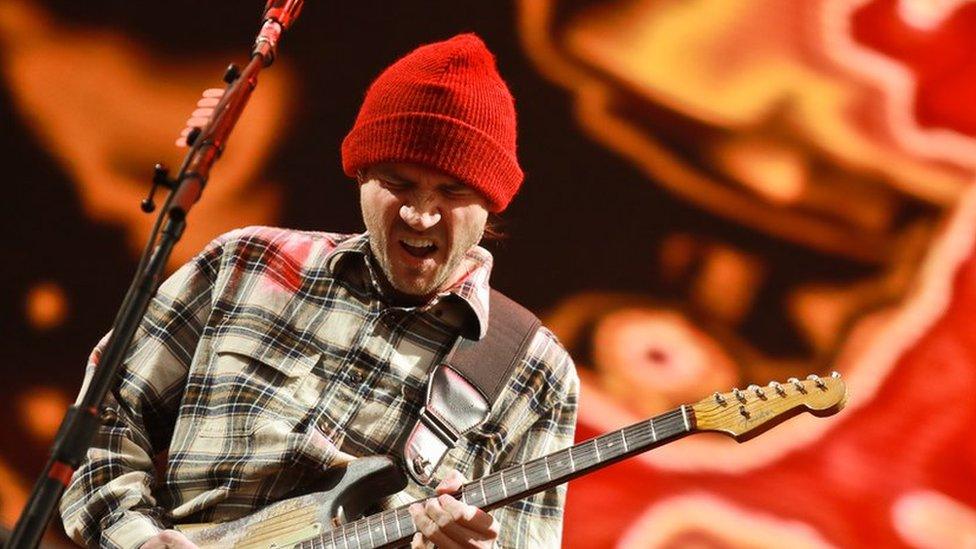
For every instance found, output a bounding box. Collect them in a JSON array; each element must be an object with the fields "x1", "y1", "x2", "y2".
[{"x1": 399, "y1": 192, "x2": 442, "y2": 231}]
